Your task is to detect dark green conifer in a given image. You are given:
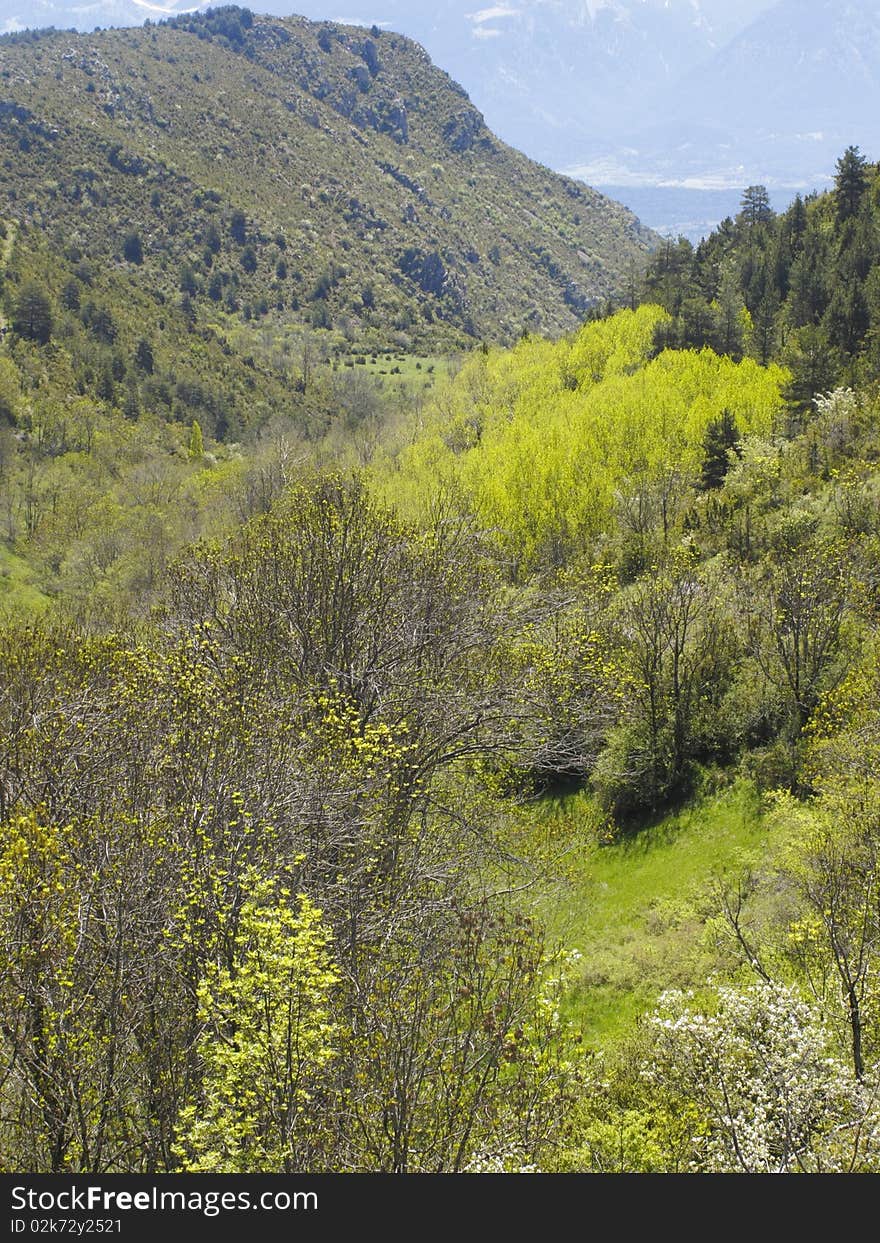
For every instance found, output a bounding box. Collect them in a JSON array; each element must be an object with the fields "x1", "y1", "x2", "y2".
[{"x1": 699, "y1": 409, "x2": 740, "y2": 490}]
